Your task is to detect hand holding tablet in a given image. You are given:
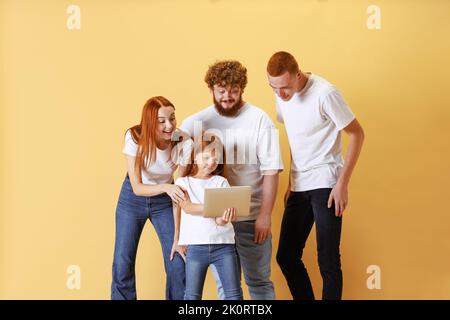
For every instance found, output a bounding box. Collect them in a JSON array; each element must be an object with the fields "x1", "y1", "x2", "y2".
[{"x1": 203, "y1": 186, "x2": 251, "y2": 218}]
